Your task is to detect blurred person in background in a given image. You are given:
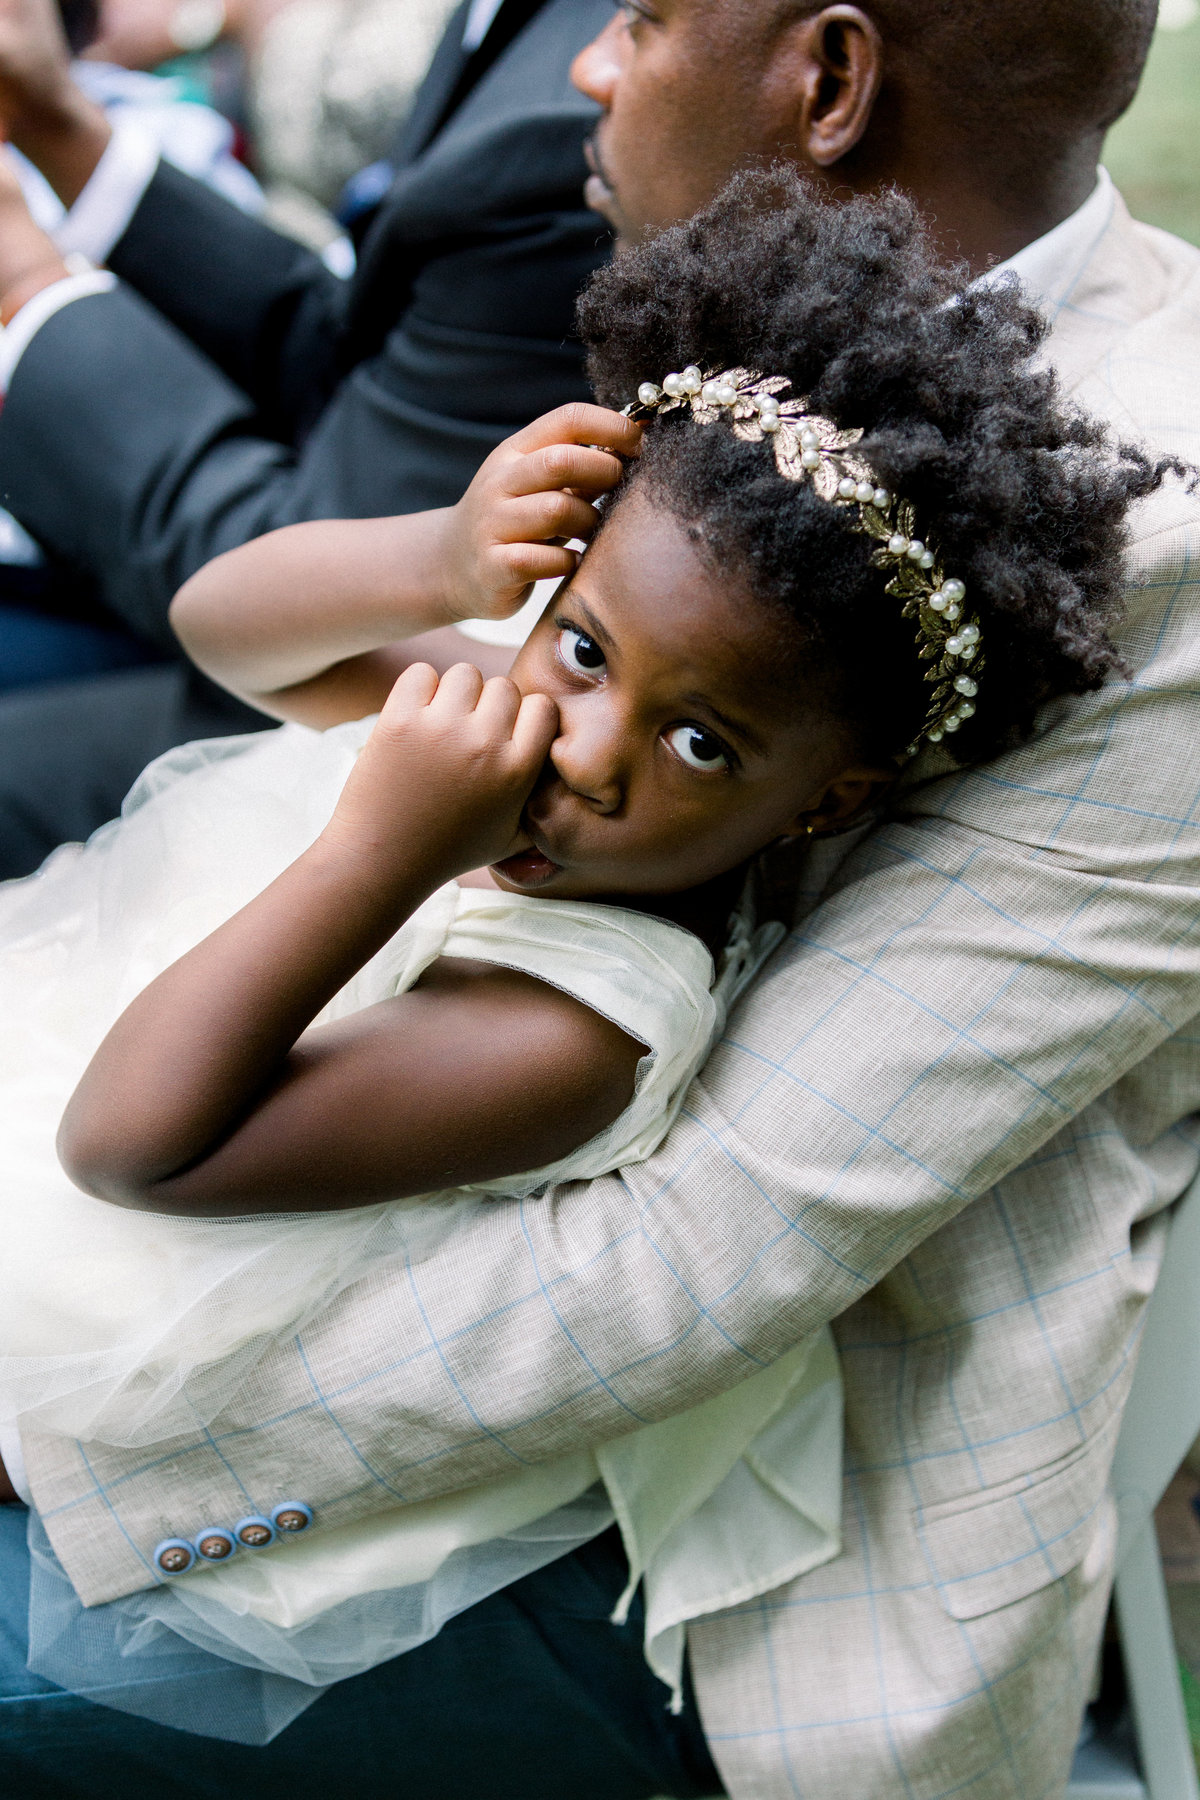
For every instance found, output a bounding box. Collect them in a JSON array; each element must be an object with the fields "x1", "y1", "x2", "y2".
[
  {"x1": 73, "y1": 0, "x2": 459, "y2": 254},
  {"x1": 0, "y1": 0, "x2": 261, "y2": 698},
  {"x1": 0, "y1": 0, "x2": 611, "y2": 877},
  {"x1": 247, "y1": 0, "x2": 457, "y2": 253}
]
